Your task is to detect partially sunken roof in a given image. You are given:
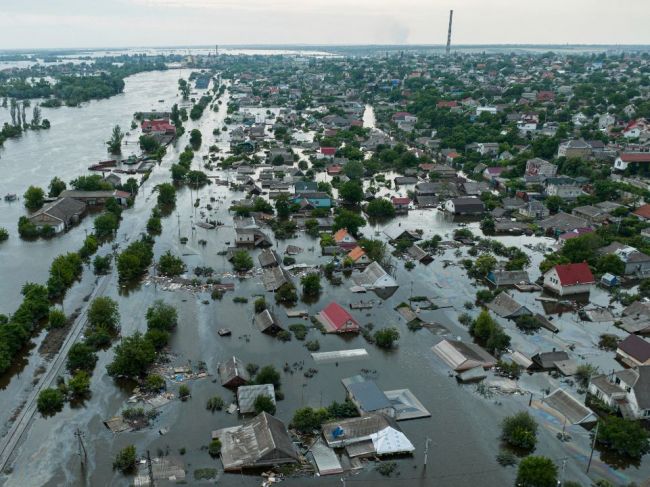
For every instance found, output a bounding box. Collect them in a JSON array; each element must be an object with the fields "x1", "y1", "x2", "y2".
[
  {"x1": 218, "y1": 356, "x2": 250, "y2": 388},
  {"x1": 237, "y1": 384, "x2": 276, "y2": 414},
  {"x1": 215, "y1": 412, "x2": 299, "y2": 471}
]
